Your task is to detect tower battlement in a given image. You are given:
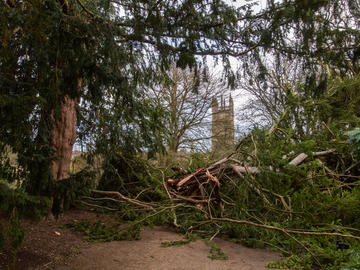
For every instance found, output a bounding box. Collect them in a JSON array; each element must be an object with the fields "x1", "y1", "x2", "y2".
[{"x1": 211, "y1": 95, "x2": 234, "y2": 152}]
